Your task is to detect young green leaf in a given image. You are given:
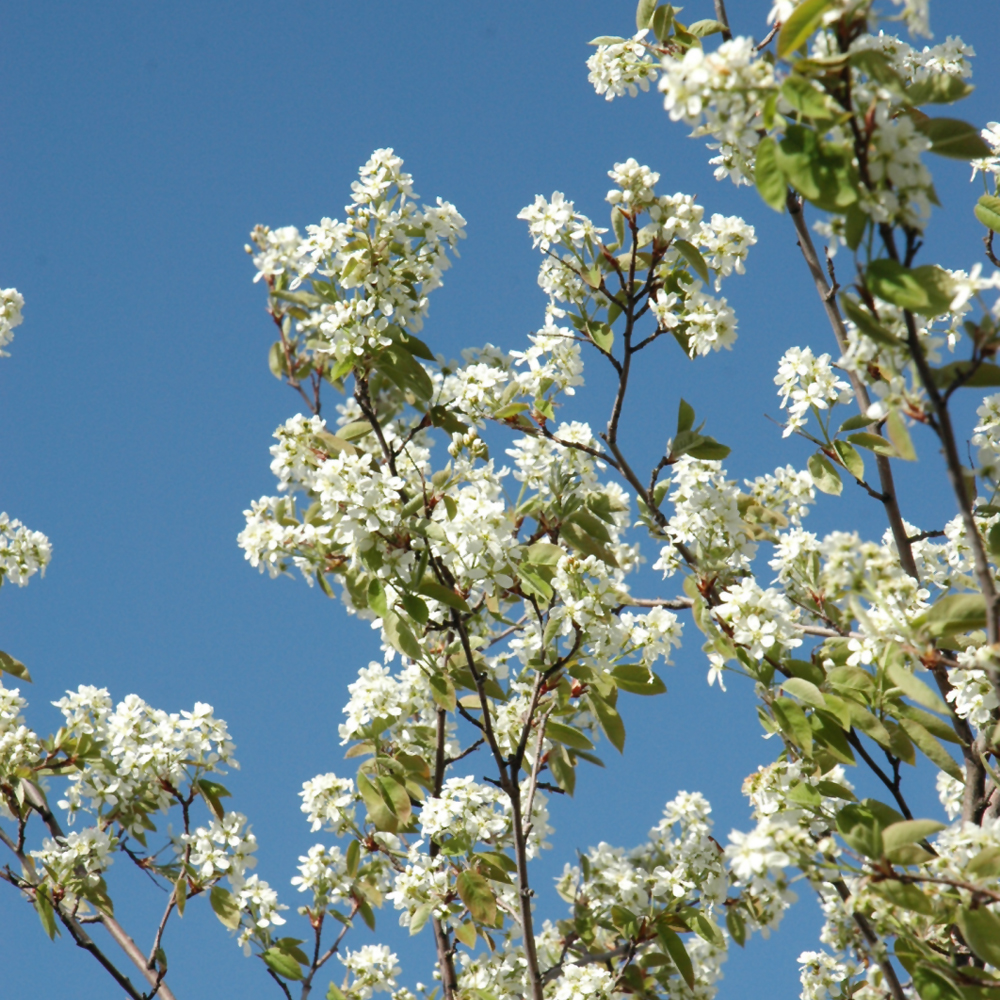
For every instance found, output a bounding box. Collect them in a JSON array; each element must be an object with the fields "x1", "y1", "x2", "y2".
[
  {"x1": 915, "y1": 117, "x2": 993, "y2": 159},
  {"x1": 832, "y1": 440, "x2": 864, "y2": 480},
  {"x1": 457, "y1": 870, "x2": 497, "y2": 924},
  {"x1": 975, "y1": 194, "x2": 1000, "y2": 233},
  {"x1": 808, "y1": 453, "x2": 843, "y2": 496},
  {"x1": 777, "y1": 0, "x2": 832, "y2": 58},
  {"x1": 754, "y1": 136, "x2": 787, "y2": 211},
  {"x1": 210, "y1": 886, "x2": 242, "y2": 930}
]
